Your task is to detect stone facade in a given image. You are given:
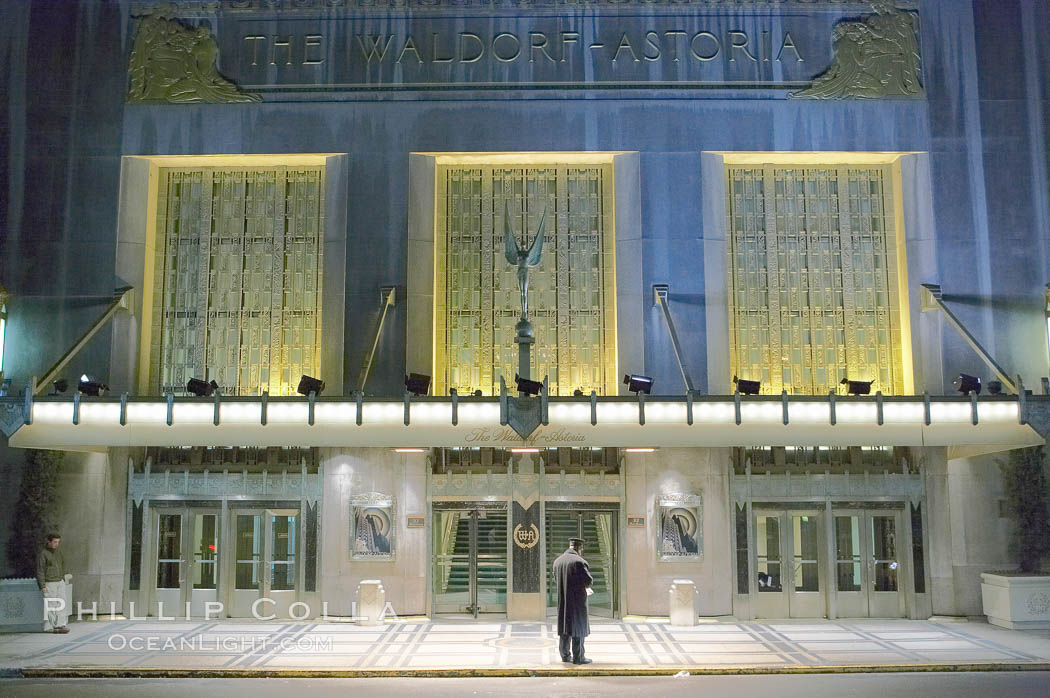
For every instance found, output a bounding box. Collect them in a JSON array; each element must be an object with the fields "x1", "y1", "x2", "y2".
[{"x1": 1, "y1": 0, "x2": 1048, "y2": 622}]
